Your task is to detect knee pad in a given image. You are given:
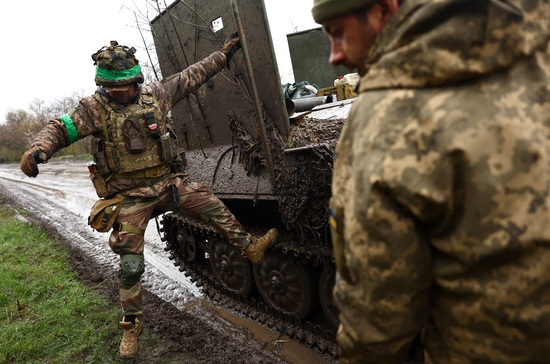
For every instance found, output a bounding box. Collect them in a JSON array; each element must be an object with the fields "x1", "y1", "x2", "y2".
[{"x1": 119, "y1": 254, "x2": 145, "y2": 286}]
